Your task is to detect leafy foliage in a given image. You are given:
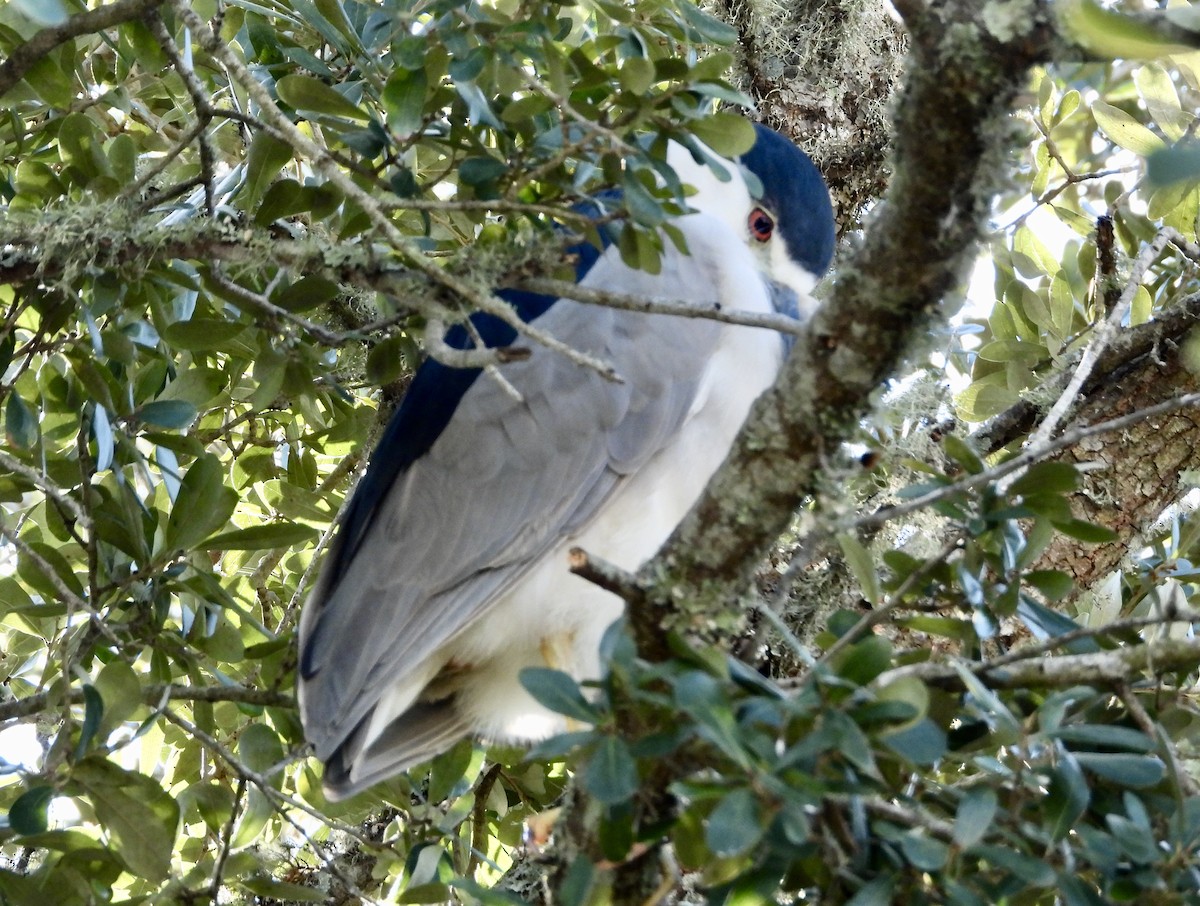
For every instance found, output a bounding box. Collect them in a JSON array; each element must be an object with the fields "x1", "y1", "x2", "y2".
[{"x1": 4, "y1": 0, "x2": 1200, "y2": 904}]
